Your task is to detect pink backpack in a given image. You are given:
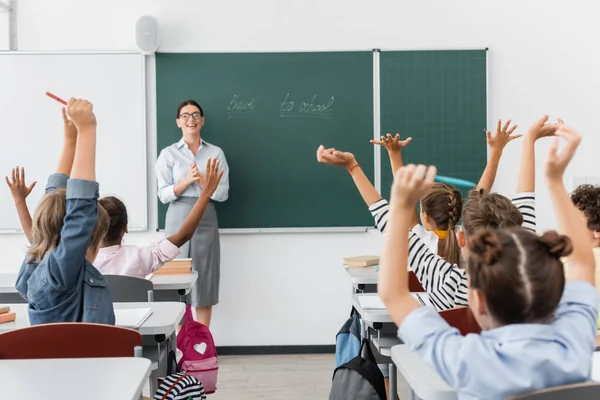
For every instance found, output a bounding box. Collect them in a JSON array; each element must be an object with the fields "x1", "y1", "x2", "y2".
[{"x1": 177, "y1": 306, "x2": 219, "y2": 394}]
